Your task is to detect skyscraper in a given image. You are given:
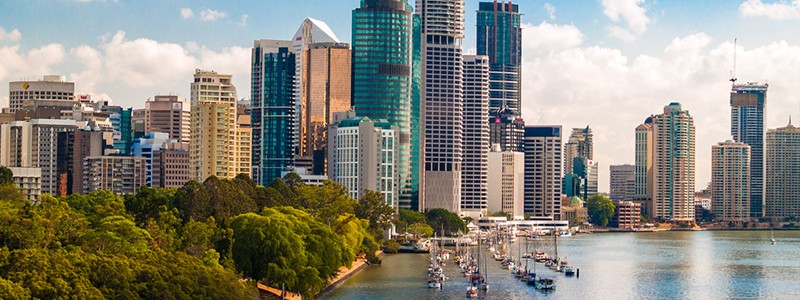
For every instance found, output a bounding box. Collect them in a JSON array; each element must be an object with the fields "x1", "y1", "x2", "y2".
[
  {"x1": 563, "y1": 126, "x2": 596, "y2": 200},
  {"x1": 634, "y1": 116, "x2": 654, "y2": 213},
  {"x1": 461, "y1": 55, "x2": 490, "y2": 216},
  {"x1": 417, "y1": 0, "x2": 465, "y2": 213},
  {"x1": 251, "y1": 40, "x2": 296, "y2": 186},
  {"x1": 352, "y1": 0, "x2": 416, "y2": 209},
  {"x1": 476, "y1": 1, "x2": 522, "y2": 115},
  {"x1": 730, "y1": 82, "x2": 767, "y2": 218},
  {"x1": 292, "y1": 19, "x2": 350, "y2": 175},
  {"x1": 523, "y1": 125, "x2": 562, "y2": 219},
  {"x1": 765, "y1": 122, "x2": 800, "y2": 218},
  {"x1": 610, "y1": 164, "x2": 636, "y2": 202},
  {"x1": 651, "y1": 103, "x2": 695, "y2": 221},
  {"x1": 488, "y1": 107, "x2": 524, "y2": 152},
  {"x1": 0, "y1": 119, "x2": 77, "y2": 195},
  {"x1": 145, "y1": 95, "x2": 190, "y2": 146},
  {"x1": 711, "y1": 140, "x2": 750, "y2": 222},
  {"x1": 189, "y1": 69, "x2": 243, "y2": 181}
]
